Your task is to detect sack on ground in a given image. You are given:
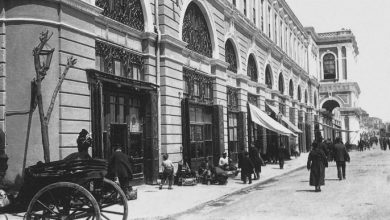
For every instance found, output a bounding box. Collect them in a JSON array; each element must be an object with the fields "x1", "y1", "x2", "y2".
[
  {"x1": 125, "y1": 188, "x2": 137, "y2": 200},
  {"x1": 0, "y1": 190, "x2": 10, "y2": 207}
]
